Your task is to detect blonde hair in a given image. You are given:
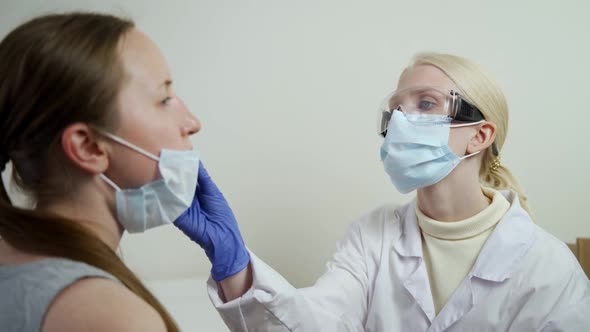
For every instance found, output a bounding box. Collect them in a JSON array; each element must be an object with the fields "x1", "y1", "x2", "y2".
[{"x1": 408, "y1": 52, "x2": 530, "y2": 214}]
